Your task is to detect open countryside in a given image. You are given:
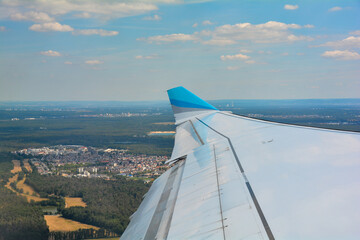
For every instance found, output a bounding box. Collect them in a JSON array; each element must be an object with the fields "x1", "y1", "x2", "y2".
[
  {"x1": 44, "y1": 215, "x2": 99, "y2": 232},
  {"x1": 0, "y1": 100, "x2": 359, "y2": 240},
  {"x1": 10, "y1": 160, "x2": 21, "y2": 173},
  {"x1": 65, "y1": 197, "x2": 87, "y2": 208}
]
